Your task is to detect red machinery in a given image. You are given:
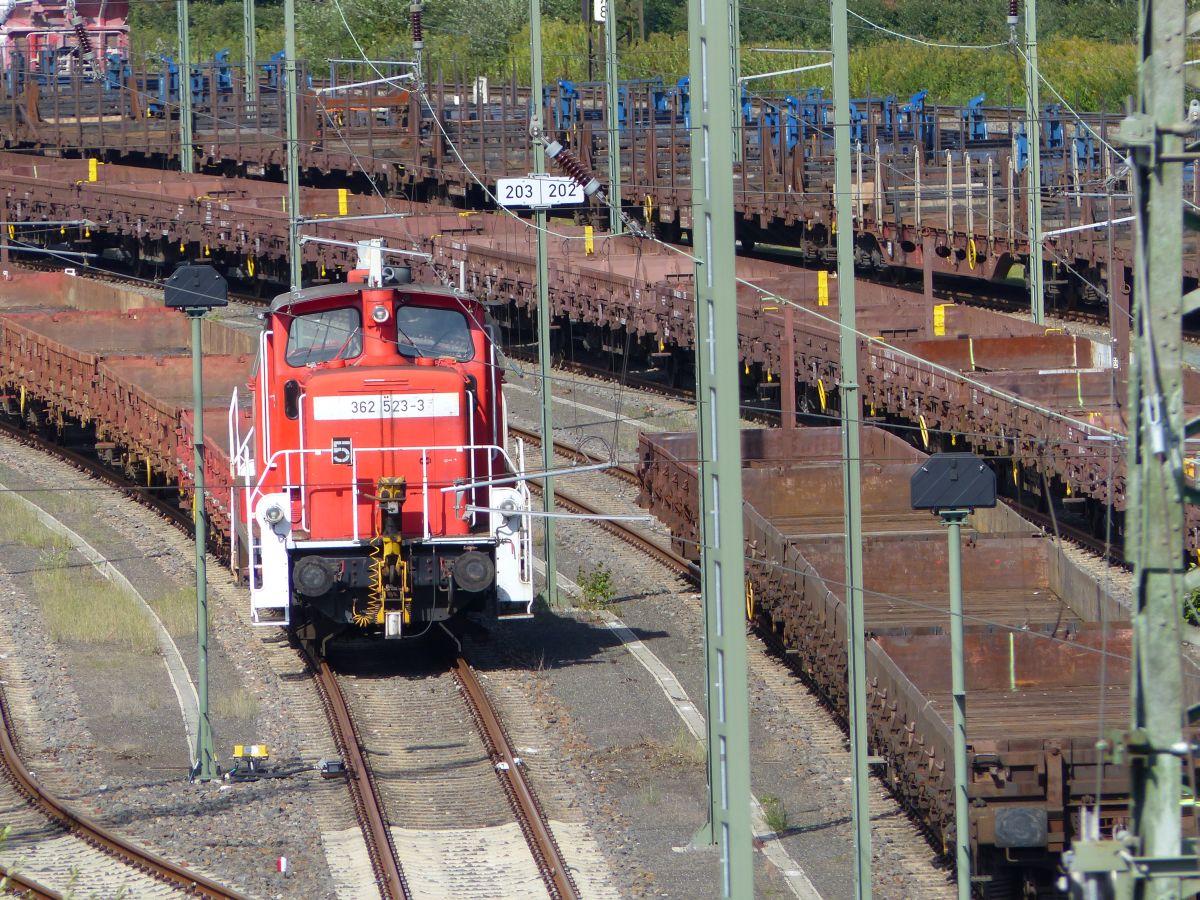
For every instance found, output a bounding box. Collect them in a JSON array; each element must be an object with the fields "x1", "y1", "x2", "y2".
[
  {"x1": 230, "y1": 265, "x2": 533, "y2": 641},
  {"x1": 0, "y1": 1, "x2": 128, "y2": 72}
]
